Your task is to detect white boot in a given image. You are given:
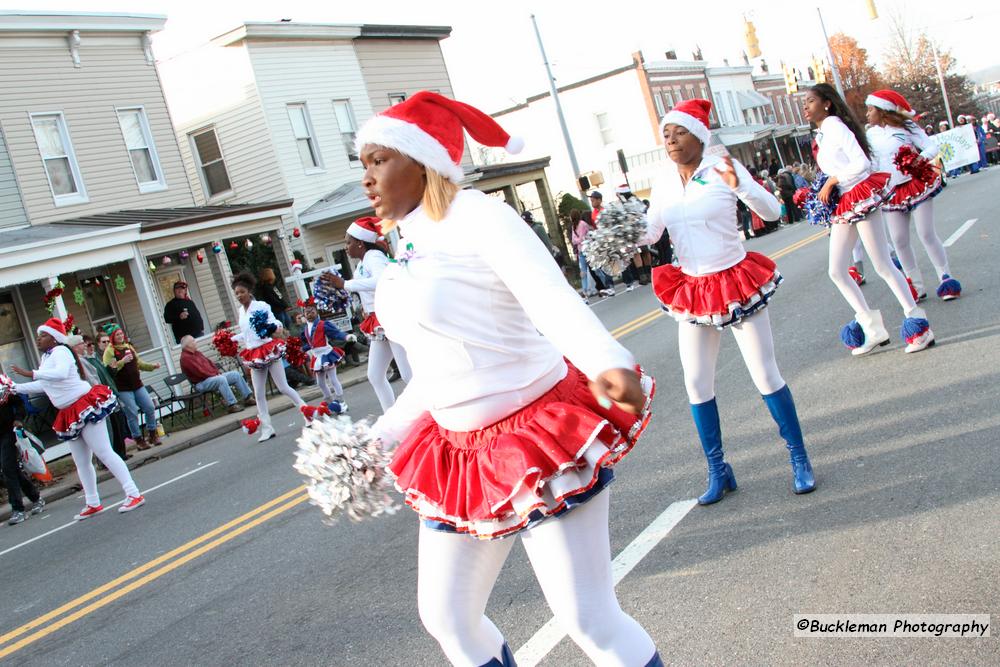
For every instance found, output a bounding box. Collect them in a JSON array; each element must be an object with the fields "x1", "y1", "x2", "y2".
[
  {"x1": 903, "y1": 306, "x2": 935, "y2": 353},
  {"x1": 257, "y1": 422, "x2": 276, "y2": 442},
  {"x1": 852, "y1": 309, "x2": 890, "y2": 356}
]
